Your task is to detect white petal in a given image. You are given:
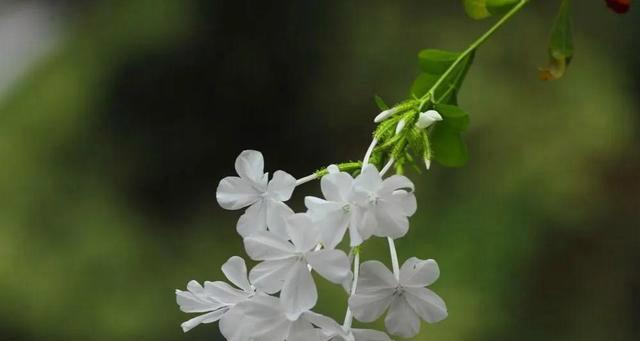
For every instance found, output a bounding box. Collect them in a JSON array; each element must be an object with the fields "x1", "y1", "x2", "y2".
[
  {"x1": 281, "y1": 260, "x2": 318, "y2": 320},
  {"x1": 384, "y1": 296, "x2": 421, "y2": 338},
  {"x1": 348, "y1": 208, "x2": 365, "y2": 246},
  {"x1": 180, "y1": 308, "x2": 228, "y2": 332},
  {"x1": 236, "y1": 200, "x2": 267, "y2": 237},
  {"x1": 266, "y1": 199, "x2": 294, "y2": 238},
  {"x1": 286, "y1": 213, "x2": 320, "y2": 253},
  {"x1": 352, "y1": 208, "x2": 377, "y2": 242},
  {"x1": 372, "y1": 203, "x2": 409, "y2": 239},
  {"x1": 219, "y1": 300, "x2": 258, "y2": 340},
  {"x1": 204, "y1": 281, "x2": 249, "y2": 305},
  {"x1": 287, "y1": 318, "x2": 326, "y2": 341},
  {"x1": 243, "y1": 231, "x2": 296, "y2": 261},
  {"x1": 301, "y1": 311, "x2": 344, "y2": 336},
  {"x1": 404, "y1": 287, "x2": 448, "y2": 323},
  {"x1": 321, "y1": 171, "x2": 354, "y2": 202},
  {"x1": 326, "y1": 164, "x2": 340, "y2": 174},
  {"x1": 220, "y1": 294, "x2": 289, "y2": 341},
  {"x1": 348, "y1": 289, "x2": 394, "y2": 323},
  {"x1": 175, "y1": 288, "x2": 222, "y2": 313},
  {"x1": 358, "y1": 261, "x2": 397, "y2": 291},
  {"x1": 267, "y1": 170, "x2": 297, "y2": 201},
  {"x1": 390, "y1": 190, "x2": 417, "y2": 216},
  {"x1": 306, "y1": 249, "x2": 350, "y2": 284},
  {"x1": 216, "y1": 176, "x2": 260, "y2": 210},
  {"x1": 249, "y1": 258, "x2": 295, "y2": 294},
  {"x1": 235, "y1": 150, "x2": 266, "y2": 184},
  {"x1": 352, "y1": 329, "x2": 392, "y2": 341},
  {"x1": 221, "y1": 256, "x2": 252, "y2": 292},
  {"x1": 380, "y1": 175, "x2": 414, "y2": 195},
  {"x1": 351, "y1": 165, "x2": 382, "y2": 200},
  {"x1": 399, "y1": 258, "x2": 440, "y2": 288},
  {"x1": 305, "y1": 197, "x2": 350, "y2": 249}
]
